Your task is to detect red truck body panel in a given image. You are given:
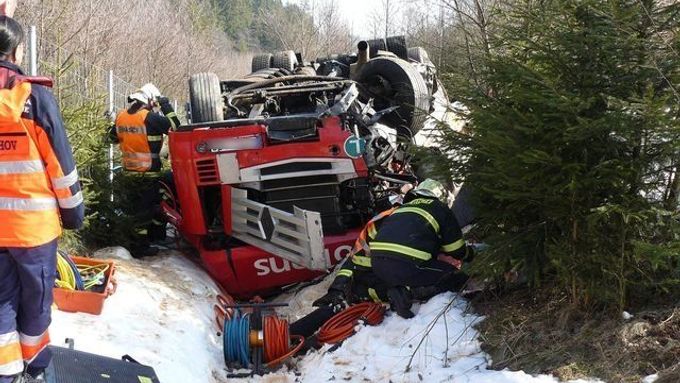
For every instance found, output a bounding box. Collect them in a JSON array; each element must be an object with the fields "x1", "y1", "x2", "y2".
[{"x1": 166, "y1": 116, "x2": 367, "y2": 297}]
